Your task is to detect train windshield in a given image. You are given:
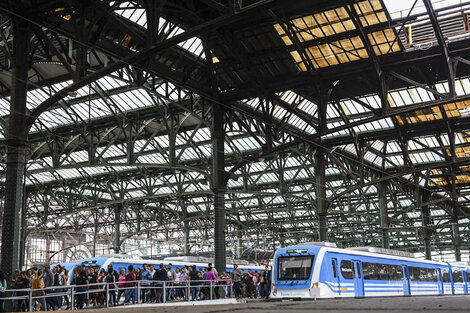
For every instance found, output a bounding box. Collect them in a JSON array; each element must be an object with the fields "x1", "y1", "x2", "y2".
[{"x1": 278, "y1": 255, "x2": 314, "y2": 280}]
